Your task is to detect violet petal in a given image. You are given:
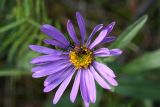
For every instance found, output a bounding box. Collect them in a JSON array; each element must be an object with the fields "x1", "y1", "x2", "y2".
[
  {"x1": 67, "y1": 20, "x2": 79, "y2": 44},
  {"x1": 31, "y1": 59, "x2": 69, "y2": 72},
  {"x1": 32, "y1": 63, "x2": 72, "y2": 78},
  {"x1": 86, "y1": 24, "x2": 103, "y2": 46},
  {"x1": 104, "y1": 75, "x2": 118, "y2": 86},
  {"x1": 90, "y1": 66, "x2": 111, "y2": 89},
  {"x1": 29, "y1": 45, "x2": 65, "y2": 55},
  {"x1": 76, "y1": 12, "x2": 86, "y2": 44},
  {"x1": 109, "y1": 49, "x2": 122, "y2": 56},
  {"x1": 94, "y1": 48, "x2": 122, "y2": 57},
  {"x1": 84, "y1": 100, "x2": 90, "y2": 107},
  {"x1": 30, "y1": 55, "x2": 68, "y2": 64},
  {"x1": 44, "y1": 70, "x2": 64, "y2": 87},
  {"x1": 85, "y1": 69, "x2": 96, "y2": 103},
  {"x1": 44, "y1": 67, "x2": 74, "y2": 87},
  {"x1": 53, "y1": 68, "x2": 75, "y2": 104},
  {"x1": 100, "y1": 36, "x2": 116, "y2": 45},
  {"x1": 43, "y1": 78, "x2": 64, "y2": 92},
  {"x1": 70, "y1": 69, "x2": 81, "y2": 103},
  {"x1": 40, "y1": 24, "x2": 70, "y2": 46},
  {"x1": 43, "y1": 39, "x2": 66, "y2": 49},
  {"x1": 89, "y1": 22, "x2": 116, "y2": 49},
  {"x1": 105, "y1": 21, "x2": 116, "y2": 35},
  {"x1": 89, "y1": 27, "x2": 109, "y2": 49},
  {"x1": 94, "y1": 48, "x2": 110, "y2": 57},
  {"x1": 93, "y1": 61, "x2": 116, "y2": 78},
  {"x1": 44, "y1": 67, "x2": 74, "y2": 92},
  {"x1": 80, "y1": 70, "x2": 90, "y2": 103}
]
